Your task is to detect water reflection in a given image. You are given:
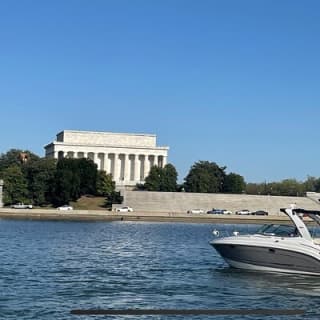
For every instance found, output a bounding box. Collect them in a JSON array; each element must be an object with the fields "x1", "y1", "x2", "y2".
[
  {"x1": 212, "y1": 267, "x2": 320, "y2": 318},
  {"x1": 218, "y1": 267, "x2": 320, "y2": 292}
]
